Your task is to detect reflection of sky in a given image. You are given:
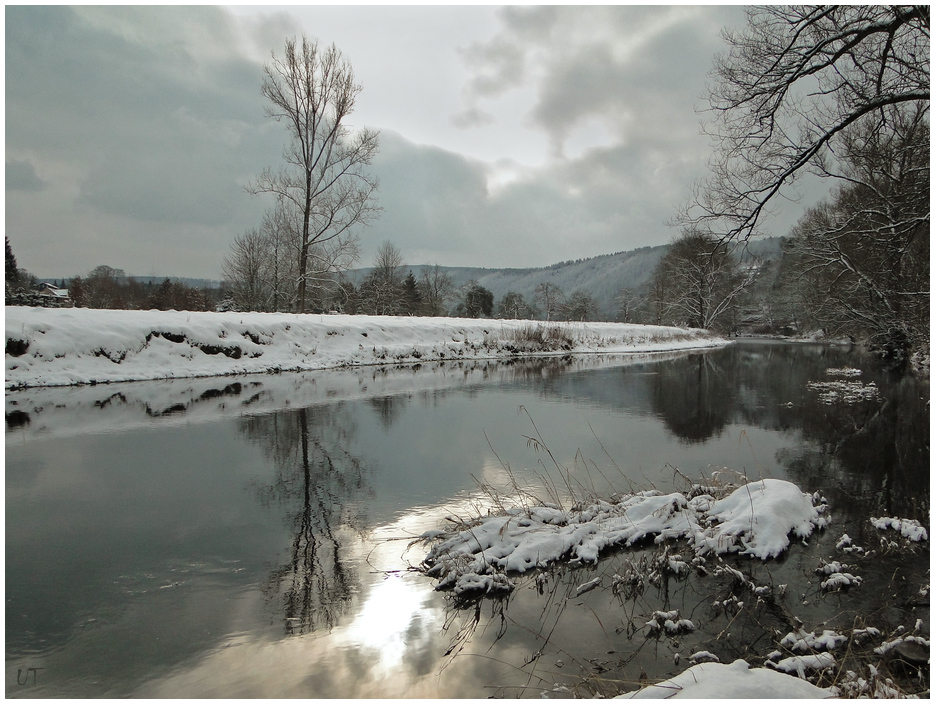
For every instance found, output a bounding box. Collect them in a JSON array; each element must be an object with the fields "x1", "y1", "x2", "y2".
[
  {"x1": 342, "y1": 574, "x2": 434, "y2": 673},
  {"x1": 130, "y1": 511, "x2": 462, "y2": 698}
]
